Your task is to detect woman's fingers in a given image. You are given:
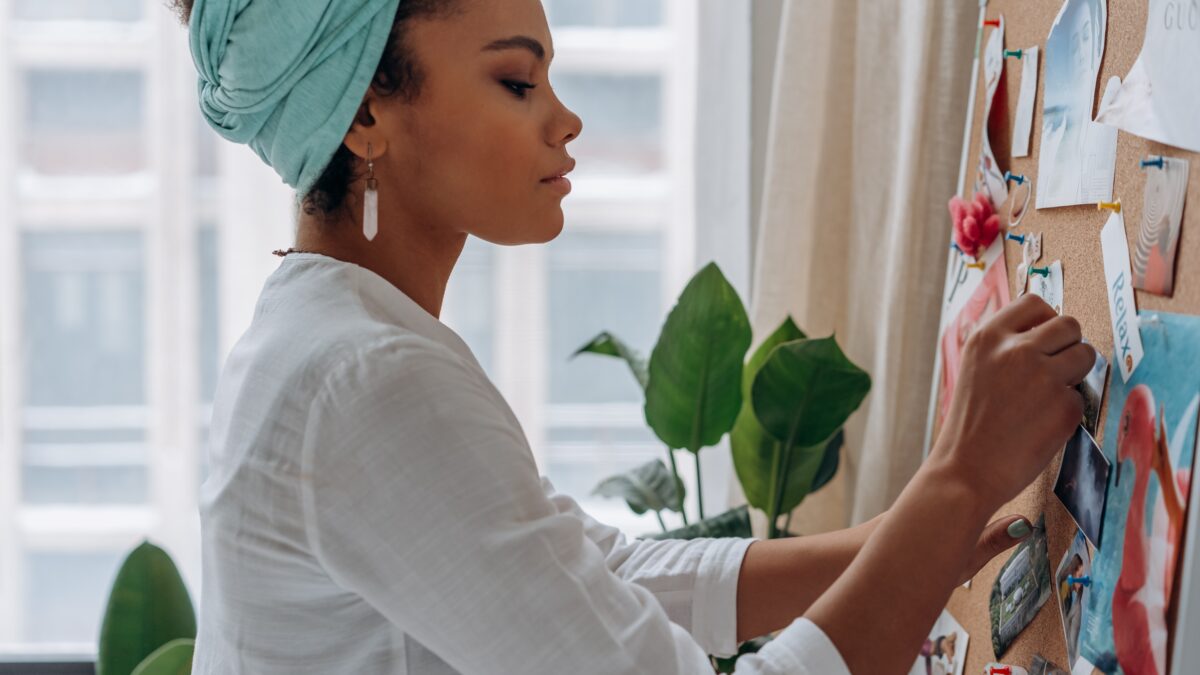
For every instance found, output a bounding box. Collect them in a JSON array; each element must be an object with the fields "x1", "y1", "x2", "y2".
[
  {"x1": 995, "y1": 294, "x2": 1059, "y2": 334},
  {"x1": 1048, "y1": 341, "x2": 1097, "y2": 386},
  {"x1": 1027, "y1": 314, "x2": 1083, "y2": 355}
]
